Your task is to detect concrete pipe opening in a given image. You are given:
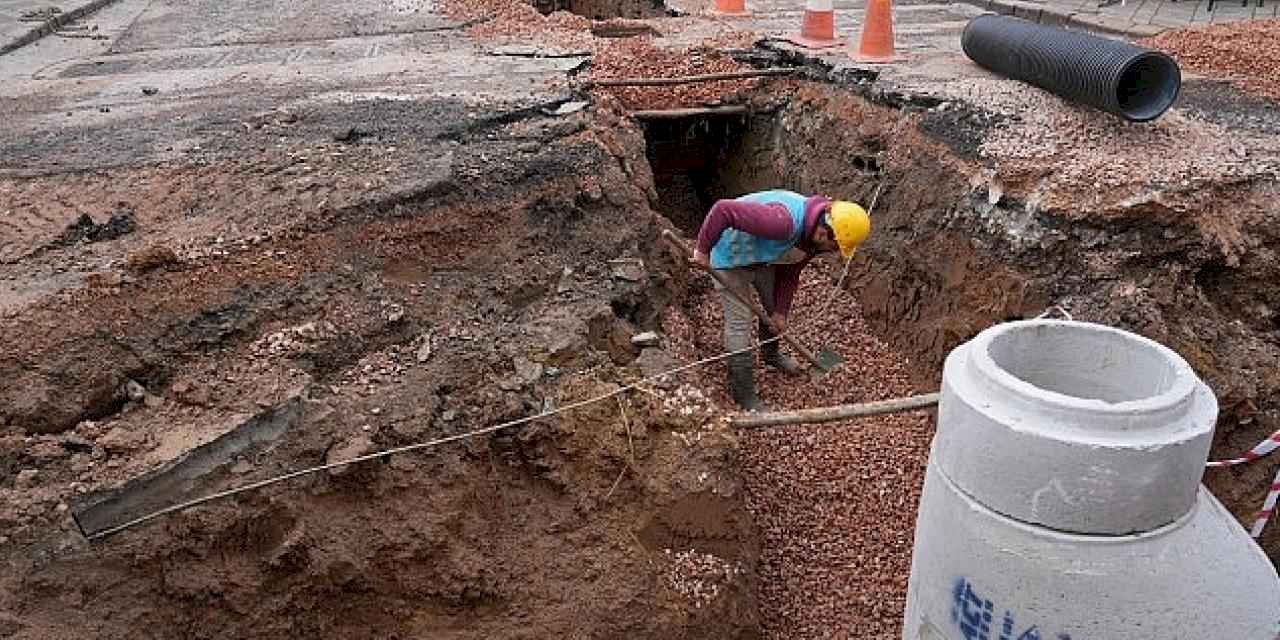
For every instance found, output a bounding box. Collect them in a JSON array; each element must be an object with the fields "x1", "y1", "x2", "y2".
[
  {"x1": 1116, "y1": 52, "x2": 1181, "y2": 123},
  {"x1": 984, "y1": 321, "x2": 1187, "y2": 406},
  {"x1": 939, "y1": 320, "x2": 1216, "y2": 534}
]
